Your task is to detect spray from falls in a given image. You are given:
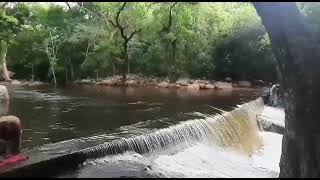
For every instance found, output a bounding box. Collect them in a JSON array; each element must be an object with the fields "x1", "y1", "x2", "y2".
[{"x1": 80, "y1": 98, "x2": 265, "y2": 160}]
